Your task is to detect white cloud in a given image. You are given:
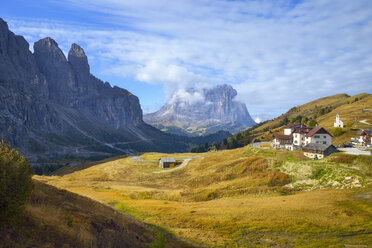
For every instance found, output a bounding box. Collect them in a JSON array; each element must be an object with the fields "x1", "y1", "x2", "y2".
[
  {"x1": 169, "y1": 88, "x2": 205, "y2": 105},
  {"x1": 6, "y1": 0, "x2": 372, "y2": 117}
]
